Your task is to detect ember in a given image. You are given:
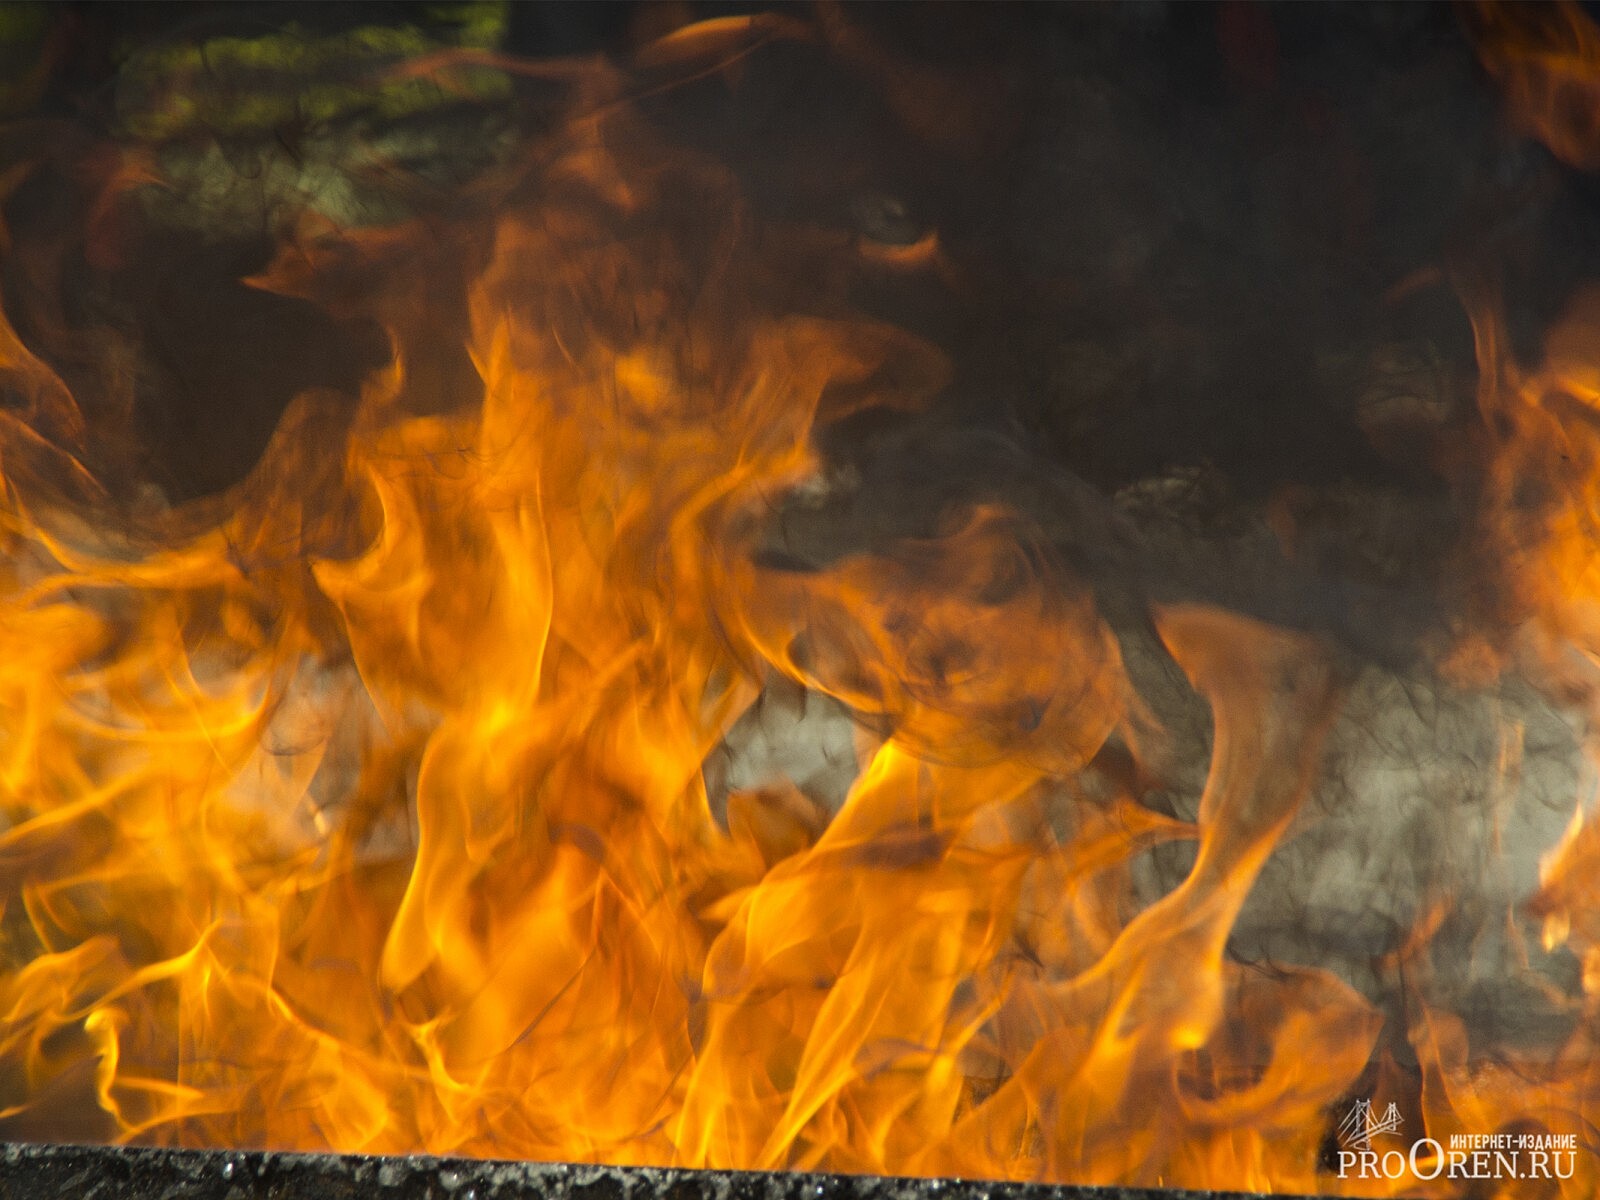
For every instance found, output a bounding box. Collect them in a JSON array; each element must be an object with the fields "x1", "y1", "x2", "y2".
[{"x1": 2, "y1": 3, "x2": 1600, "y2": 1198}]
